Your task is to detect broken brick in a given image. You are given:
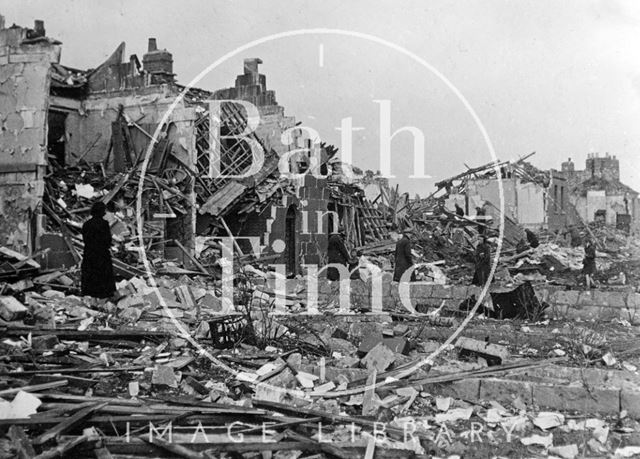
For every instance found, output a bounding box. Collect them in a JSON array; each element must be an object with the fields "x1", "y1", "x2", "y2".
[
  {"x1": 361, "y1": 342, "x2": 396, "y2": 372},
  {"x1": 0, "y1": 296, "x2": 27, "y2": 321},
  {"x1": 456, "y1": 336, "x2": 509, "y2": 364}
]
